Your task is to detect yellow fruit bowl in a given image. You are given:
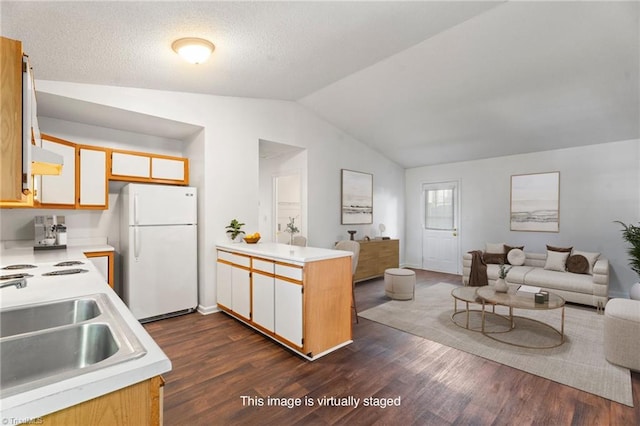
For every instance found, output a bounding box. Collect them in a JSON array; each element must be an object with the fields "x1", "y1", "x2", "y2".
[{"x1": 243, "y1": 236, "x2": 261, "y2": 244}]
